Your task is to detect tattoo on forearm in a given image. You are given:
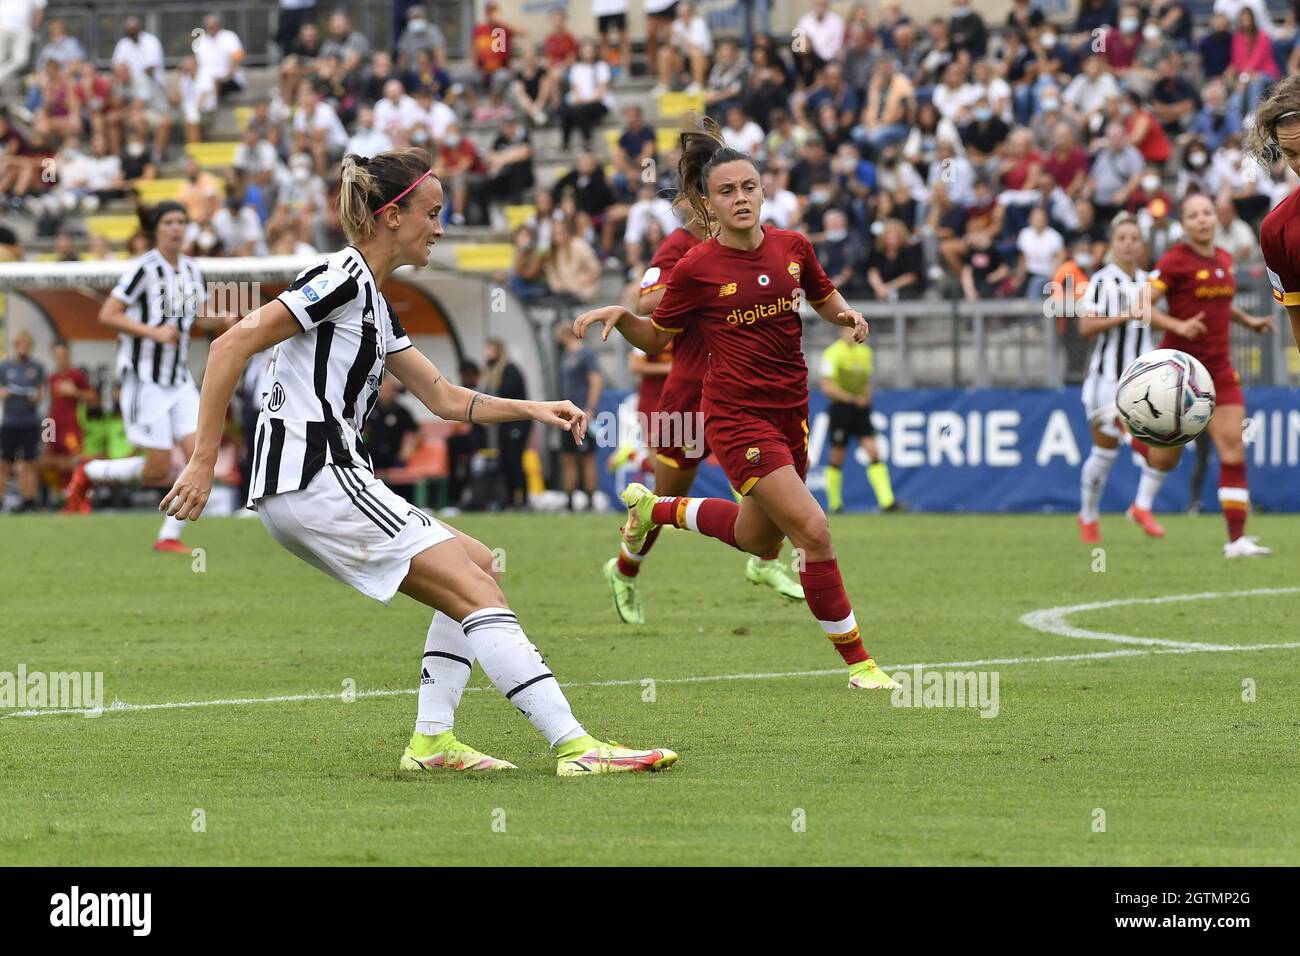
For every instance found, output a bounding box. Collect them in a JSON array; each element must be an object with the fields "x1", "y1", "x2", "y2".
[{"x1": 467, "y1": 392, "x2": 479, "y2": 423}]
